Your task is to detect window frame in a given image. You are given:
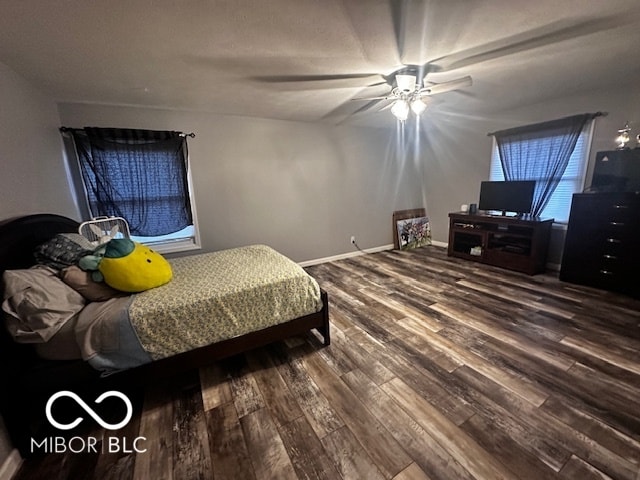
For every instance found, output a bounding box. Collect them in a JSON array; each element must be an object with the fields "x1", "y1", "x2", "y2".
[
  {"x1": 66, "y1": 130, "x2": 201, "y2": 254},
  {"x1": 488, "y1": 119, "x2": 595, "y2": 225}
]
